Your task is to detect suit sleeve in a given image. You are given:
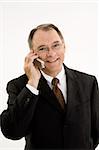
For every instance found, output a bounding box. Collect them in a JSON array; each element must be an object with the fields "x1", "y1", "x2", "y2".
[
  {"x1": 1, "y1": 80, "x2": 39, "y2": 140},
  {"x1": 91, "y1": 77, "x2": 99, "y2": 148}
]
